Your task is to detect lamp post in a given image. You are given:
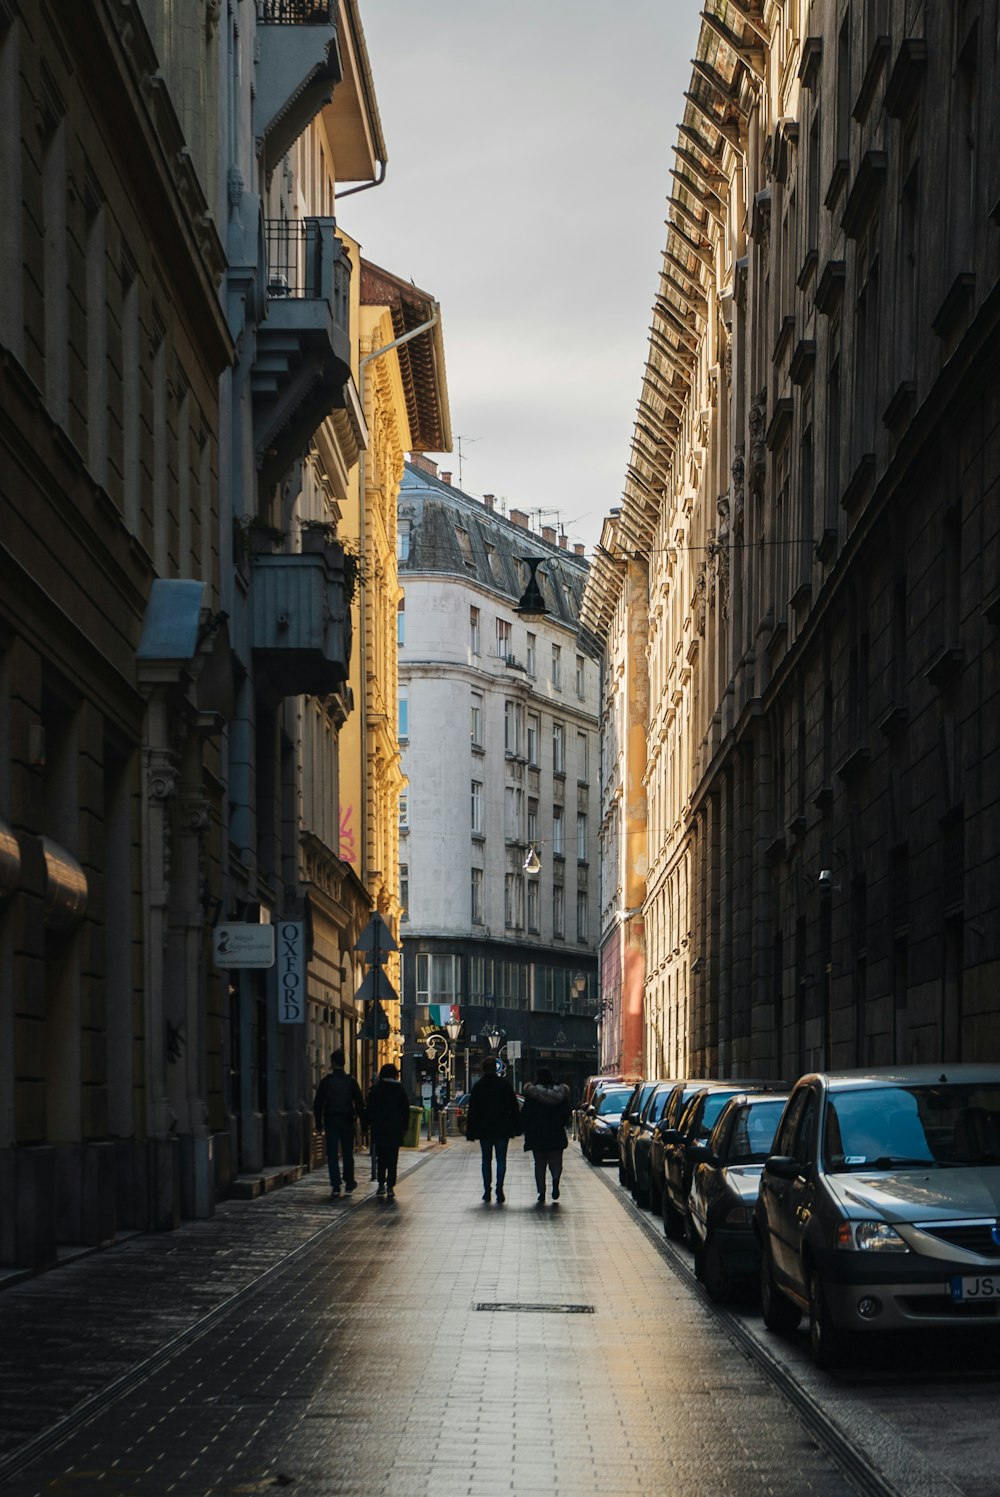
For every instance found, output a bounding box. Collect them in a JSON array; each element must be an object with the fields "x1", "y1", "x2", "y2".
[{"x1": 444, "y1": 1016, "x2": 463, "y2": 1129}]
